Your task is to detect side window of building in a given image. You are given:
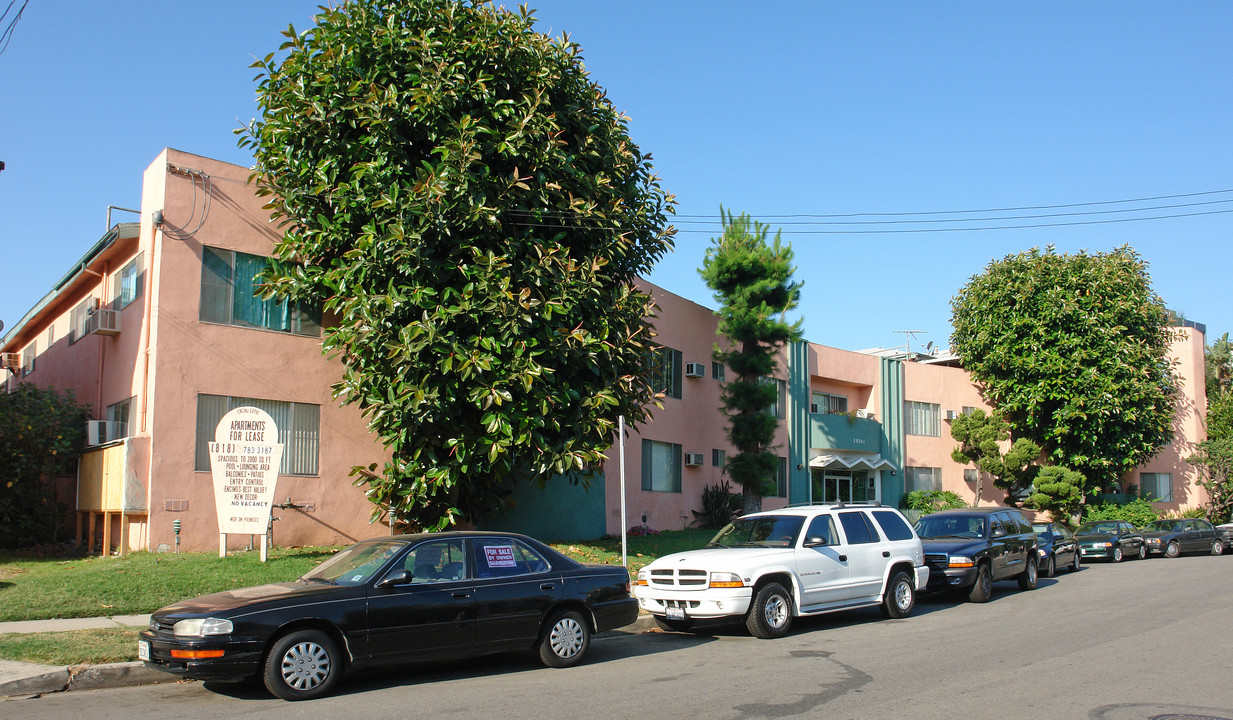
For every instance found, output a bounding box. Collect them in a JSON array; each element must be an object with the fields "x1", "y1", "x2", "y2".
[
  {"x1": 194, "y1": 394, "x2": 321, "y2": 475},
  {"x1": 1140, "y1": 472, "x2": 1173, "y2": 502},
  {"x1": 711, "y1": 361, "x2": 726, "y2": 383},
  {"x1": 904, "y1": 466, "x2": 942, "y2": 493},
  {"x1": 641, "y1": 439, "x2": 681, "y2": 492},
  {"x1": 837, "y1": 511, "x2": 879, "y2": 545},
  {"x1": 21, "y1": 340, "x2": 35, "y2": 376},
  {"x1": 711, "y1": 449, "x2": 726, "y2": 468},
  {"x1": 645, "y1": 345, "x2": 682, "y2": 399},
  {"x1": 762, "y1": 378, "x2": 787, "y2": 419},
  {"x1": 107, "y1": 398, "x2": 132, "y2": 438},
  {"x1": 811, "y1": 392, "x2": 848, "y2": 414},
  {"x1": 905, "y1": 401, "x2": 941, "y2": 437},
  {"x1": 114, "y1": 253, "x2": 144, "y2": 309},
  {"x1": 69, "y1": 297, "x2": 95, "y2": 344},
  {"x1": 200, "y1": 246, "x2": 321, "y2": 337},
  {"x1": 775, "y1": 455, "x2": 789, "y2": 498},
  {"x1": 805, "y1": 515, "x2": 838, "y2": 545},
  {"x1": 872, "y1": 510, "x2": 915, "y2": 541}
]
